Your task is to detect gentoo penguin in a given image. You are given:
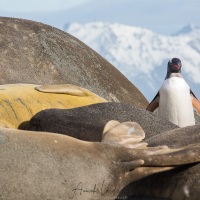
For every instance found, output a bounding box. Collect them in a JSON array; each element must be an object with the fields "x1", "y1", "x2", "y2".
[{"x1": 146, "y1": 58, "x2": 200, "y2": 127}]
